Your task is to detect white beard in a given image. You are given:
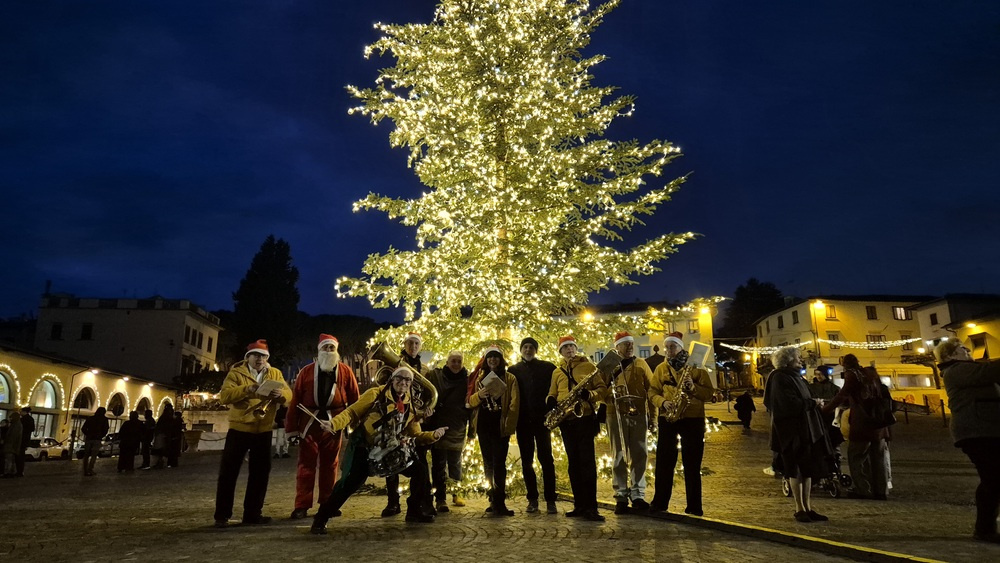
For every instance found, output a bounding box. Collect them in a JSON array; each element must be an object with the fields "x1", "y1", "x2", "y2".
[{"x1": 317, "y1": 351, "x2": 340, "y2": 372}]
